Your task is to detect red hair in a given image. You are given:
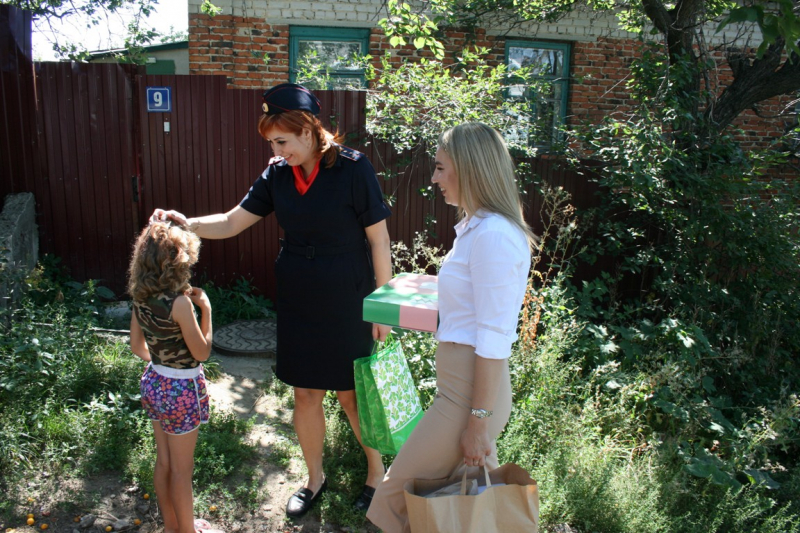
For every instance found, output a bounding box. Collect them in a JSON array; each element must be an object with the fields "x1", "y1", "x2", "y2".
[{"x1": 258, "y1": 110, "x2": 343, "y2": 168}]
